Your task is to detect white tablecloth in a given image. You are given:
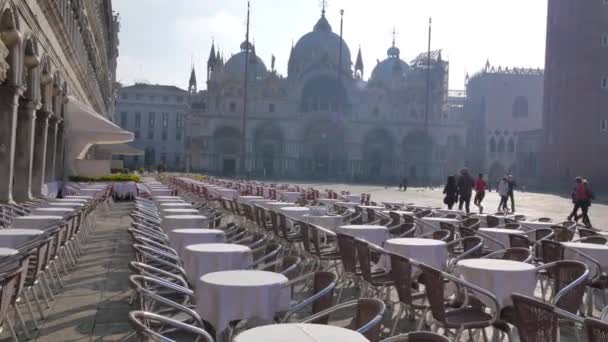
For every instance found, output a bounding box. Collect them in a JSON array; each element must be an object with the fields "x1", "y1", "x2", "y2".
[
  {"x1": 0, "y1": 229, "x2": 44, "y2": 248},
  {"x1": 0, "y1": 248, "x2": 18, "y2": 257},
  {"x1": 12, "y1": 216, "x2": 63, "y2": 229},
  {"x1": 478, "y1": 228, "x2": 525, "y2": 251},
  {"x1": 215, "y1": 188, "x2": 238, "y2": 199},
  {"x1": 518, "y1": 221, "x2": 554, "y2": 232},
  {"x1": 435, "y1": 209, "x2": 466, "y2": 216},
  {"x1": 316, "y1": 198, "x2": 341, "y2": 206},
  {"x1": 161, "y1": 215, "x2": 208, "y2": 231},
  {"x1": 281, "y1": 207, "x2": 310, "y2": 220},
  {"x1": 182, "y1": 243, "x2": 252, "y2": 285},
  {"x1": 197, "y1": 270, "x2": 291, "y2": 336},
  {"x1": 344, "y1": 194, "x2": 361, "y2": 203},
  {"x1": 51, "y1": 198, "x2": 88, "y2": 204},
  {"x1": 31, "y1": 208, "x2": 74, "y2": 217},
  {"x1": 562, "y1": 242, "x2": 608, "y2": 272},
  {"x1": 263, "y1": 202, "x2": 296, "y2": 211},
  {"x1": 168, "y1": 229, "x2": 226, "y2": 256},
  {"x1": 79, "y1": 188, "x2": 103, "y2": 196},
  {"x1": 64, "y1": 196, "x2": 93, "y2": 200},
  {"x1": 234, "y1": 323, "x2": 369, "y2": 342},
  {"x1": 383, "y1": 238, "x2": 447, "y2": 270},
  {"x1": 456, "y1": 259, "x2": 536, "y2": 308},
  {"x1": 334, "y1": 202, "x2": 359, "y2": 209},
  {"x1": 158, "y1": 202, "x2": 193, "y2": 209},
  {"x1": 280, "y1": 192, "x2": 303, "y2": 202},
  {"x1": 238, "y1": 196, "x2": 264, "y2": 204},
  {"x1": 45, "y1": 202, "x2": 85, "y2": 209},
  {"x1": 337, "y1": 225, "x2": 389, "y2": 246},
  {"x1": 160, "y1": 209, "x2": 199, "y2": 219},
  {"x1": 304, "y1": 215, "x2": 344, "y2": 231},
  {"x1": 150, "y1": 189, "x2": 172, "y2": 196}
]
